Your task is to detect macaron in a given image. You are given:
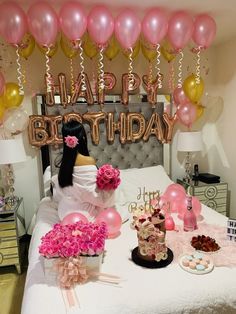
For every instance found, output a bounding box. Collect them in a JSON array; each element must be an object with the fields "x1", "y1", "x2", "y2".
[
  {"x1": 194, "y1": 258, "x2": 201, "y2": 264},
  {"x1": 193, "y1": 252, "x2": 203, "y2": 260},
  {"x1": 200, "y1": 260, "x2": 208, "y2": 268},
  {"x1": 189, "y1": 261, "x2": 197, "y2": 269},
  {"x1": 202, "y1": 256, "x2": 210, "y2": 264},
  {"x1": 185, "y1": 255, "x2": 193, "y2": 261},
  {"x1": 196, "y1": 264, "x2": 205, "y2": 271},
  {"x1": 182, "y1": 259, "x2": 189, "y2": 267}
]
